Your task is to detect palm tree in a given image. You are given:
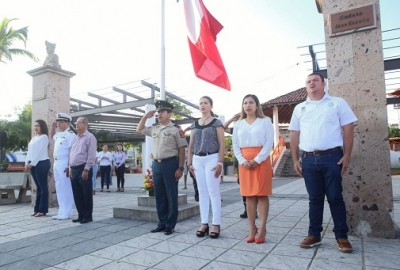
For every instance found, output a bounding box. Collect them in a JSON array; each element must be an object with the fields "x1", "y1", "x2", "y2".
[{"x1": 0, "y1": 17, "x2": 38, "y2": 63}]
